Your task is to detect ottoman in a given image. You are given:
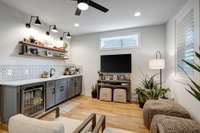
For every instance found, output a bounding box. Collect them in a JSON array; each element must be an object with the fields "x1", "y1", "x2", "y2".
[
  {"x1": 150, "y1": 115, "x2": 200, "y2": 133},
  {"x1": 100, "y1": 88, "x2": 112, "y2": 101},
  {"x1": 113, "y1": 89, "x2": 127, "y2": 103},
  {"x1": 143, "y1": 99, "x2": 191, "y2": 129}
]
